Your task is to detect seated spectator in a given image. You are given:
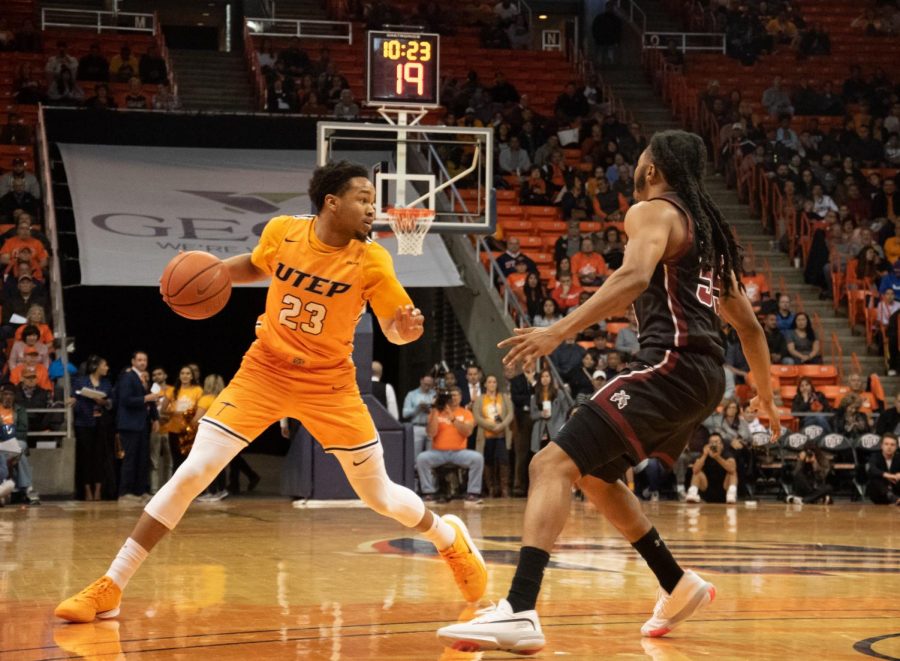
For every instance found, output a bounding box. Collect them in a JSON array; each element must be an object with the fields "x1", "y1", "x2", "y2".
[
  {"x1": 152, "y1": 82, "x2": 181, "y2": 111},
  {"x1": 122, "y1": 77, "x2": 148, "y2": 109},
  {"x1": 879, "y1": 260, "x2": 900, "y2": 297},
  {"x1": 499, "y1": 136, "x2": 531, "y2": 175},
  {"x1": 299, "y1": 90, "x2": 328, "y2": 115},
  {"x1": 787, "y1": 312, "x2": 822, "y2": 365},
  {"x1": 267, "y1": 78, "x2": 295, "y2": 113},
  {"x1": 0, "y1": 383, "x2": 37, "y2": 504},
  {"x1": 1, "y1": 220, "x2": 48, "y2": 271},
  {"x1": 761, "y1": 76, "x2": 794, "y2": 117},
  {"x1": 139, "y1": 43, "x2": 167, "y2": 85},
  {"x1": 416, "y1": 386, "x2": 483, "y2": 504},
  {"x1": 0, "y1": 112, "x2": 33, "y2": 145},
  {"x1": 591, "y1": 176, "x2": 629, "y2": 223},
  {"x1": 533, "y1": 298, "x2": 563, "y2": 328},
  {"x1": 872, "y1": 180, "x2": 899, "y2": 223},
  {"x1": 15, "y1": 367, "x2": 50, "y2": 431},
  {"x1": 10, "y1": 351, "x2": 51, "y2": 390},
  {"x1": 110, "y1": 44, "x2": 139, "y2": 82},
  {"x1": 550, "y1": 335, "x2": 586, "y2": 376},
  {"x1": 811, "y1": 184, "x2": 838, "y2": 218},
  {"x1": 46, "y1": 66, "x2": 84, "y2": 106},
  {"x1": 851, "y1": 8, "x2": 887, "y2": 35},
  {"x1": 797, "y1": 23, "x2": 830, "y2": 57},
  {"x1": 0, "y1": 179, "x2": 39, "y2": 223},
  {"x1": 14, "y1": 304, "x2": 52, "y2": 346},
  {"x1": 14, "y1": 62, "x2": 45, "y2": 105},
  {"x1": 333, "y1": 89, "x2": 360, "y2": 119},
  {"x1": 566, "y1": 351, "x2": 597, "y2": 401},
  {"x1": 792, "y1": 376, "x2": 832, "y2": 430},
  {"x1": 522, "y1": 166, "x2": 549, "y2": 205},
  {"x1": 603, "y1": 350, "x2": 627, "y2": 380},
  {"x1": 498, "y1": 237, "x2": 537, "y2": 277},
  {"x1": 78, "y1": 43, "x2": 109, "y2": 82},
  {"x1": 505, "y1": 256, "x2": 529, "y2": 299},
  {"x1": 2, "y1": 274, "x2": 48, "y2": 327},
  {"x1": 614, "y1": 308, "x2": 640, "y2": 358},
  {"x1": 518, "y1": 271, "x2": 546, "y2": 319},
  {"x1": 551, "y1": 272, "x2": 582, "y2": 313},
  {"x1": 595, "y1": 226, "x2": 625, "y2": 270},
  {"x1": 571, "y1": 236, "x2": 607, "y2": 287},
  {"x1": 763, "y1": 313, "x2": 790, "y2": 364},
  {"x1": 774, "y1": 114, "x2": 800, "y2": 154},
  {"x1": 557, "y1": 177, "x2": 592, "y2": 221},
  {"x1": 555, "y1": 82, "x2": 589, "y2": 122},
  {"x1": 766, "y1": 11, "x2": 798, "y2": 45},
  {"x1": 785, "y1": 444, "x2": 834, "y2": 504},
  {"x1": 14, "y1": 19, "x2": 41, "y2": 53},
  {"x1": 775, "y1": 294, "x2": 796, "y2": 334},
  {"x1": 9, "y1": 324, "x2": 49, "y2": 369},
  {"x1": 835, "y1": 393, "x2": 872, "y2": 440},
  {"x1": 84, "y1": 83, "x2": 117, "y2": 110},
  {"x1": 530, "y1": 368, "x2": 569, "y2": 453},
  {"x1": 0, "y1": 18, "x2": 13, "y2": 51},
  {"x1": 45, "y1": 41, "x2": 78, "y2": 81},
  {"x1": 0, "y1": 160, "x2": 40, "y2": 199},
  {"x1": 866, "y1": 434, "x2": 900, "y2": 504},
  {"x1": 886, "y1": 134, "x2": 900, "y2": 167},
  {"x1": 740, "y1": 256, "x2": 770, "y2": 312},
  {"x1": 534, "y1": 134, "x2": 561, "y2": 168},
  {"x1": 685, "y1": 433, "x2": 738, "y2": 503}
]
